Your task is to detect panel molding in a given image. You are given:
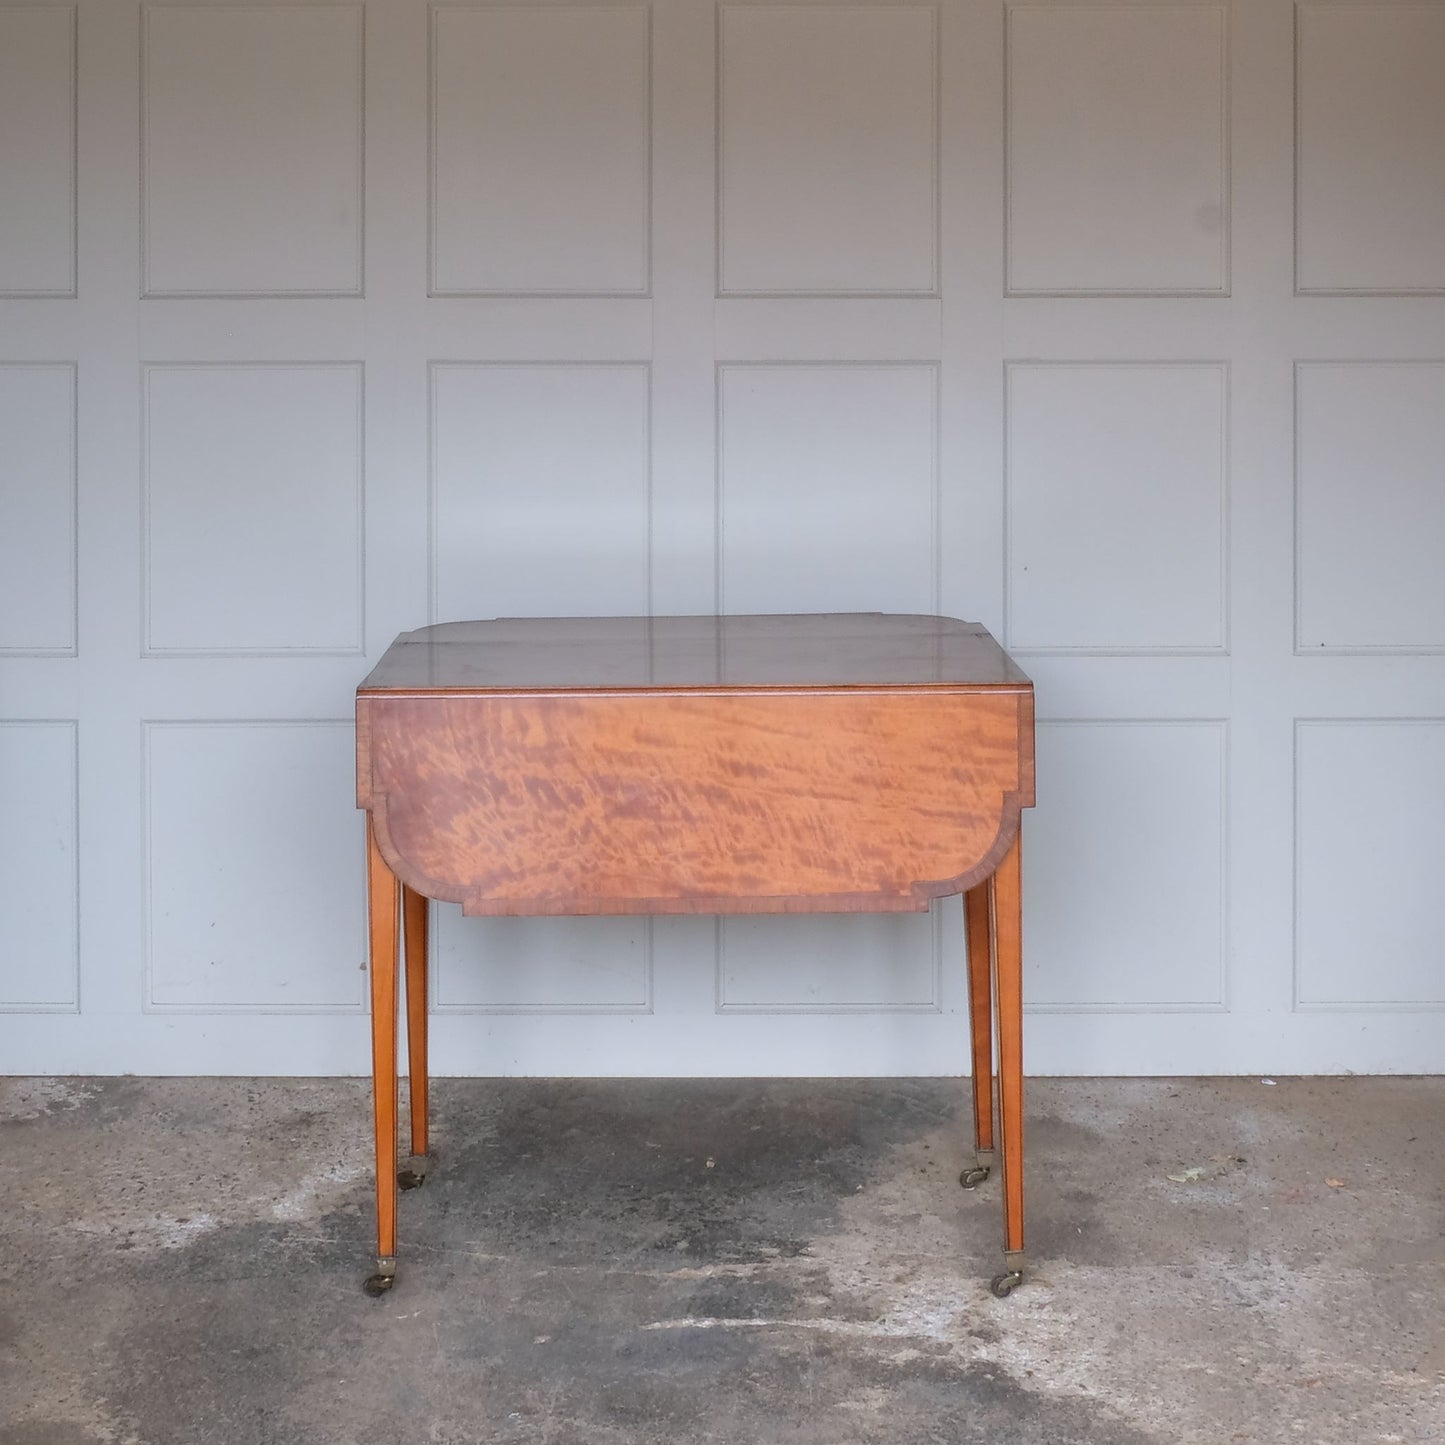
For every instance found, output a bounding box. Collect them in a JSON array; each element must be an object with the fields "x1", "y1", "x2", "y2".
[
  {"x1": 142, "y1": 718, "x2": 366, "y2": 1015},
  {"x1": 426, "y1": 359, "x2": 654, "y2": 624},
  {"x1": 0, "y1": 4, "x2": 77, "y2": 298},
  {"x1": 432, "y1": 917, "x2": 655, "y2": 1015},
  {"x1": 1294, "y1": 0, "x2": 1445, "y2": 297},
  {"x1": 1293, "y1": 716, "x2": 1445, "y2": 1012},
  {"x1": 1024, "y1": 717, "x2": 1230, "y2": 1015},
  {"x1": 1002, "y1": 360, "x2": 1231, "y2": 656},
  {"x1": 140, "y1": 361, "x2": 366, "y2": 657},
  {"x1": 1293, "y1": 359, "x2": 1445, "y2": 656},
  {"x1": 1004, "y1": 1, "x2": 1231, "y2": 298},
  {"x1": 715, "y1": 2, "x2": 941, "y2": 299},
  {"x1": 0, "y1": 362, "x2": 78, "y2": 657},
  {"x1": 139, "y1": 2, "x2": 366, "y2": 299},
  {"x1": 0, "y1": 719, "x2": 80, "y2": 1013},
  {"x1": 714, "y1": 360, "x2": 941, "y2": 616},
  {"x1": 714, "y1": 909, "x2": 944, "y2": 1014},
  {"x1": 427, "y1": 2, "x2": 653, "y2": 299}
]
